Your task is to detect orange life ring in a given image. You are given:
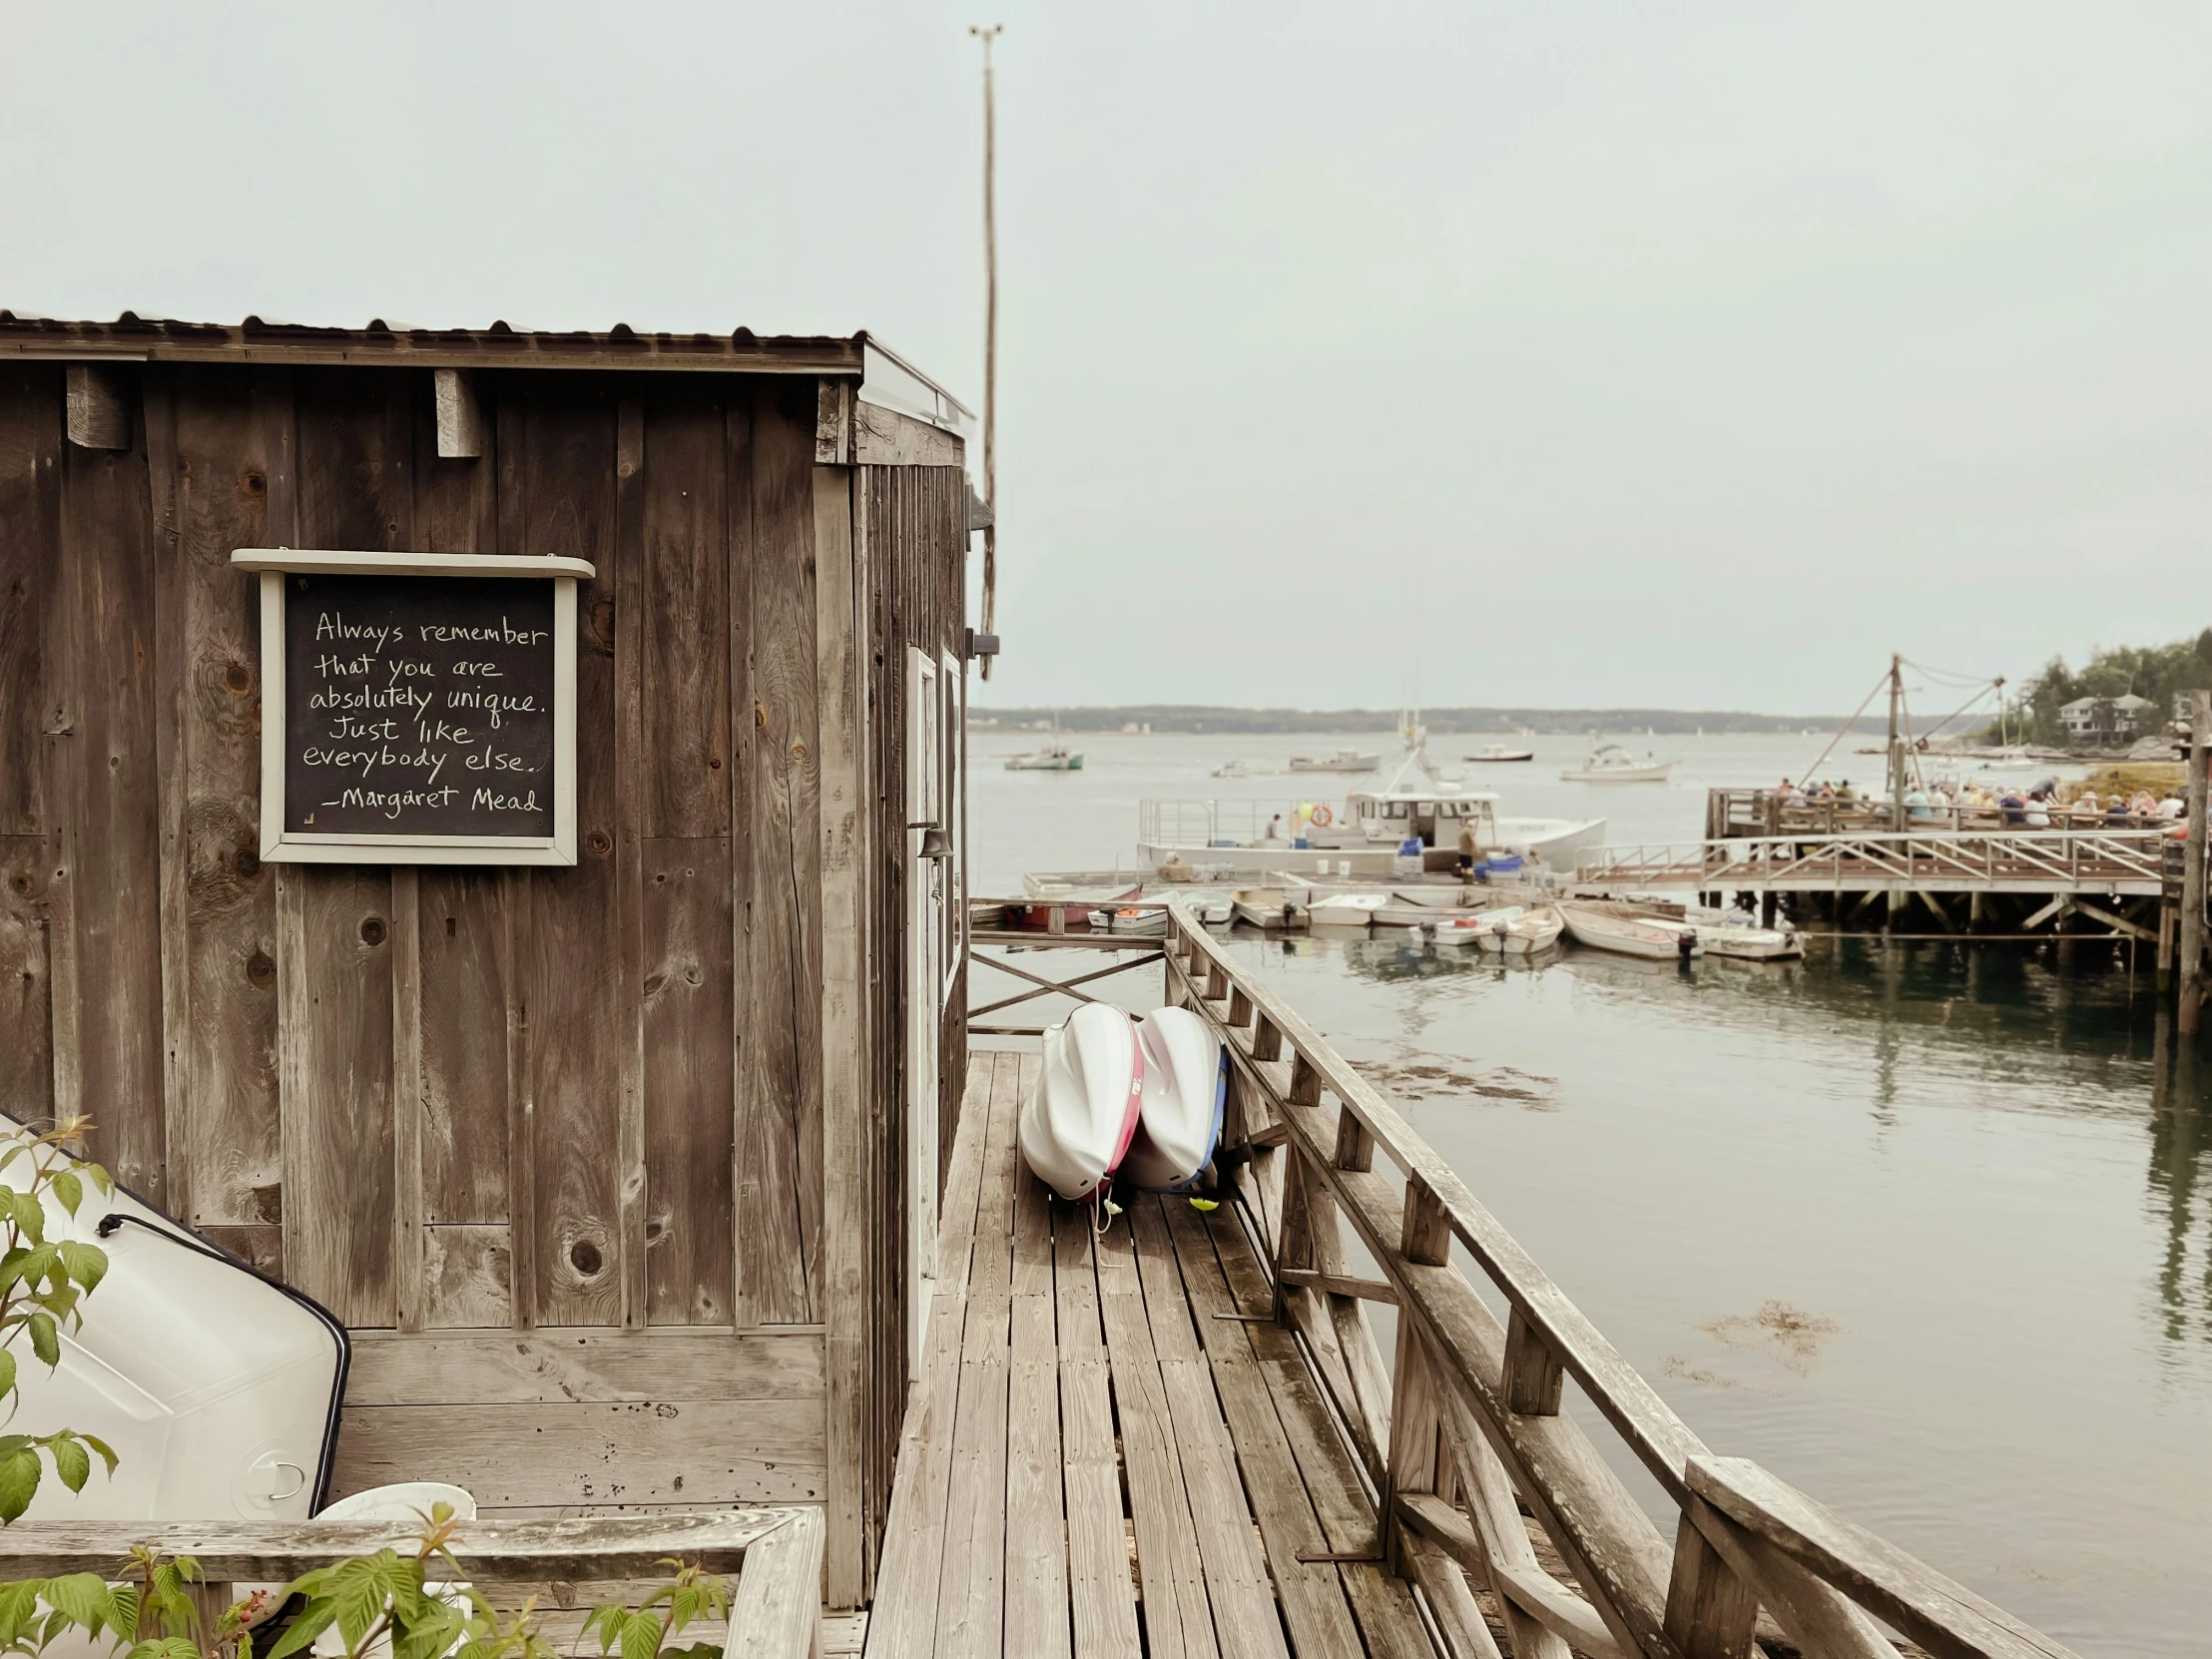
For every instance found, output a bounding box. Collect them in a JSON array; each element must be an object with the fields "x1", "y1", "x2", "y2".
[{"x1": 1311, "y1": 804, "x2": 1334, "y2": 828}]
